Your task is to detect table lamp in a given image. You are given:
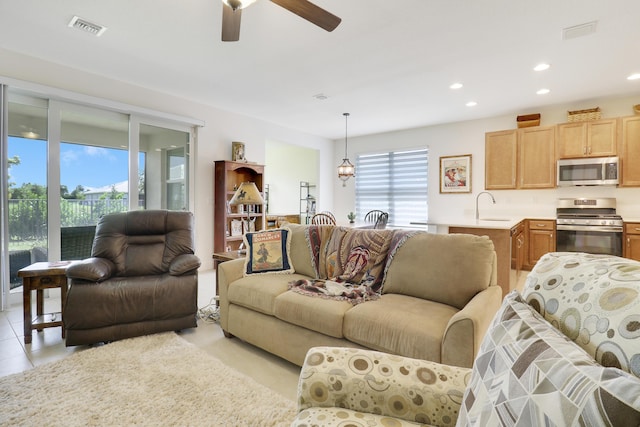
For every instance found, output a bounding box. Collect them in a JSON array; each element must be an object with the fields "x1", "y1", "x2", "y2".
[{"x1": 229, "y1": 181, "x2": 265, "y2": 253}]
